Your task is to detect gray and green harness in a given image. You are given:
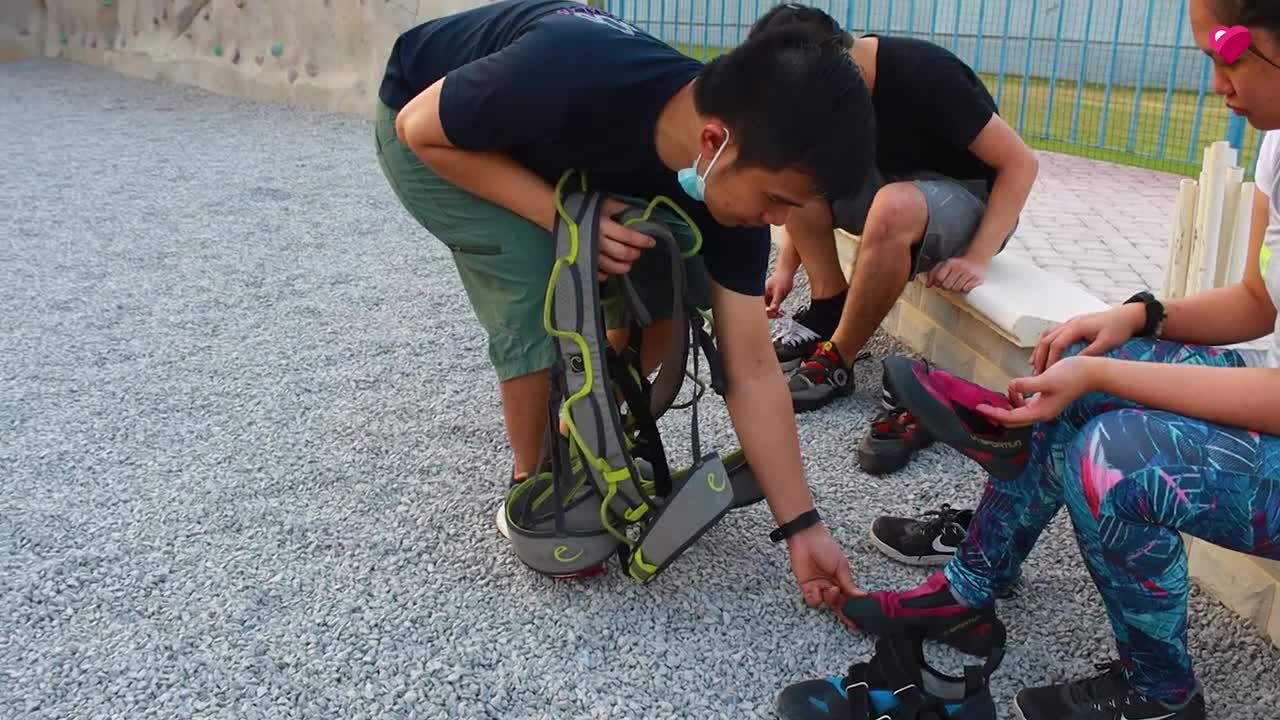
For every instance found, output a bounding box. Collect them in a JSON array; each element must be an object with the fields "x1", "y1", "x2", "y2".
[{"x1": 503, "y1": 171, "x2": 766, "y2": 582}]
